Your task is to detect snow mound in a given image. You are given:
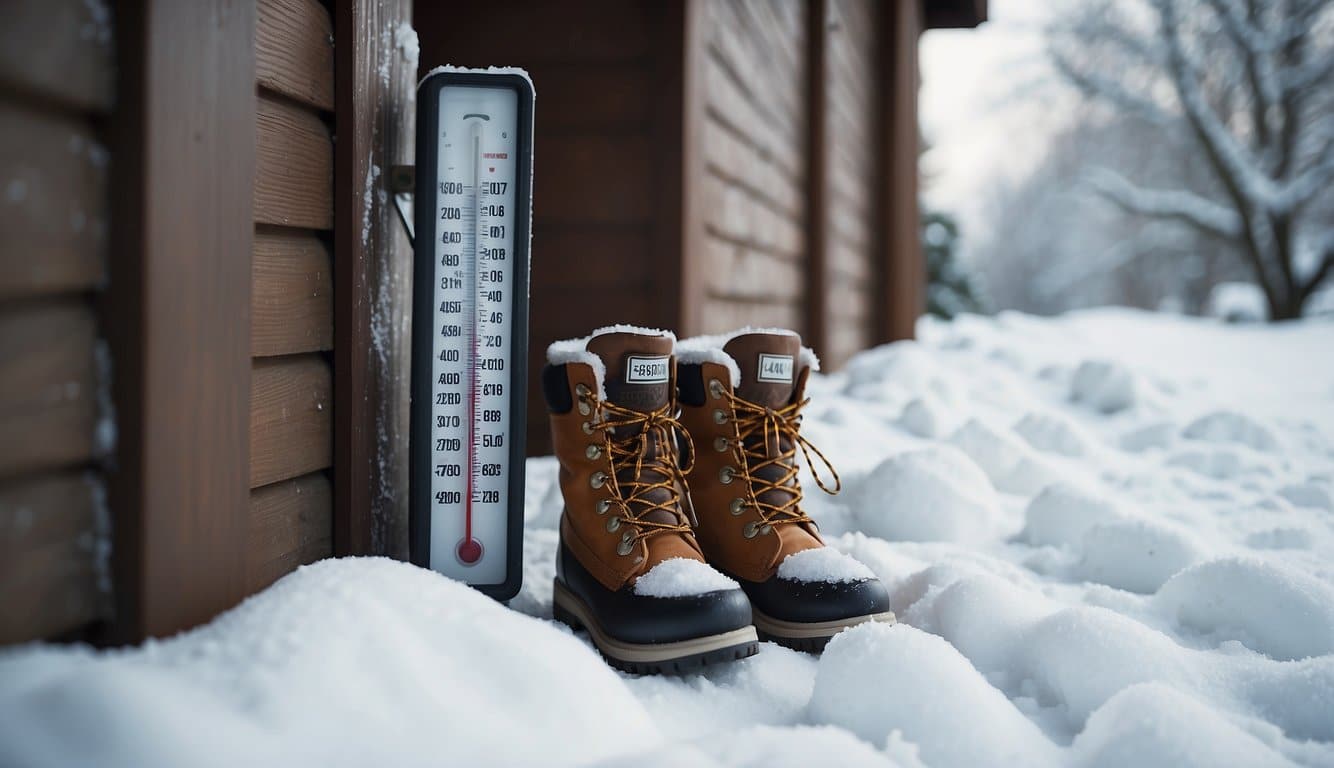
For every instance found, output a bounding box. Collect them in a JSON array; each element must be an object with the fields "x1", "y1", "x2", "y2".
[
  {"x1": 810, "y1": 623, "x2": 1059, "y2": 768},
  {"x1": 1154, "y1": 557, "x2": 1334, "y2": 661},
  {"x1": 1071, "y1": 683, "x2": 1290, "y2": 768},
  {"x1": 1181, "y1": 411, "x2": 1279, "y2": 452},
  {"x1": 1277, "y1": 481, "x2": 1332, "y2": 511},
  {"x1": 1119, "y1": 422, "x2": 1177, "y2": 452},
  {"x1": 0, "y1": 559, "x2": 660, "y2": 768},
  {"x1": 1013, "y1": 410, "x2": 1092, "y2": 457},
  {"x1": 948, "y1": 419, "x2": 1056, "y2": 494},
  {"x1": 852, "y1": 447, "x2": 1000, "y2": 543},
  {"x1": 1070, "y1": 360, "x2": 1138, "y2": 413},
  {"x1": 898, "y1": 396, "x2": 947, "y2": 438},
  {"x1": 608, "y1": 724, "x2": 907, "y2": 768},
  {"x1": 776, "y1": 547, "x2": 874, "y2": 584},
  {"x1": 633, "y1": 558, "x2": 737, "y2": 597},
  {"x1": 1020, "y1": 483, "x2": 1126, "y2": 548},
  {"x1": 1077, "y1": 518, "x2": 1205, "y2": 593}
]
